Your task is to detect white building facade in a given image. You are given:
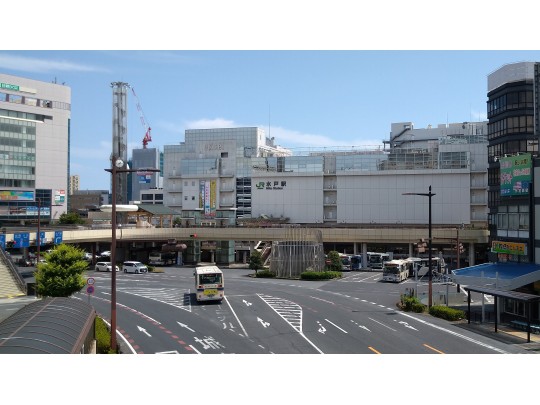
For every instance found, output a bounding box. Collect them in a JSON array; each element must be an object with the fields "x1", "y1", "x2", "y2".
[
  {"x1": 0, "y1": 73, "x2": 70, "y2": 225},
  {"x1": 251, "y1": 122, "x2": 488, "y2": 227},
  {"x1": 162, "y1": 123, "x2": 488, "y2": 228}
]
